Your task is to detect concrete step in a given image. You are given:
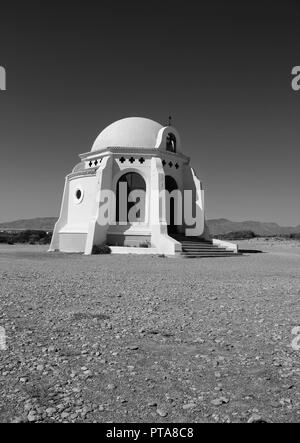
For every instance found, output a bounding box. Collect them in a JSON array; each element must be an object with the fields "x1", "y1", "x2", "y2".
[
  {"x1": 180, "y1": 244, "x2": 221, "y2": 248},
  {"x1": 174, "y1": 238, "x2": 212, "y2": 244},
  {"x1": 179, "y1": 241, "x2": 216, "y2": 248},
  {"x1": 182, "y1": 249, "x2": 235, "y2": 255},
  {"x1": 181, "y1": 250, "x2": 239, "y2": 256},
  {"x1": 171, "y1": 235, "x2": 239, "y2": 258},
  {"x1": 182, "y1": 254, "x2": 240, "y2": 258},
  {"x1": 182, "y1": 249, "x2": 229, "y2": 253},
  {"x1": 181, "y1": 243, "x2": 226, "y2": 251}
]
